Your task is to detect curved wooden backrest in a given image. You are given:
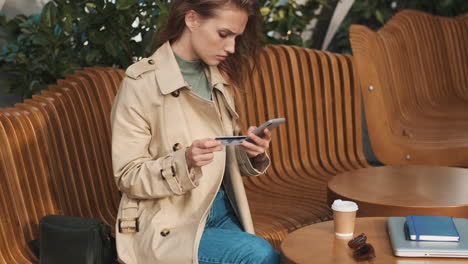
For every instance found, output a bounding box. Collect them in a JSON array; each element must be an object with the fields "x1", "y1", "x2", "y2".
[
  {"x1": 0, "y1": 68, "x2": 123, "y2": 263},
  {"x1": 350, "y1": 10, "x2": 468, "y2": 166},
  {"x1": 241, "y1": 45, "x2": 368, "y2": 248},
  {"x1": 0, "y1": 46, "x2": 368, "y2": 260}
]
